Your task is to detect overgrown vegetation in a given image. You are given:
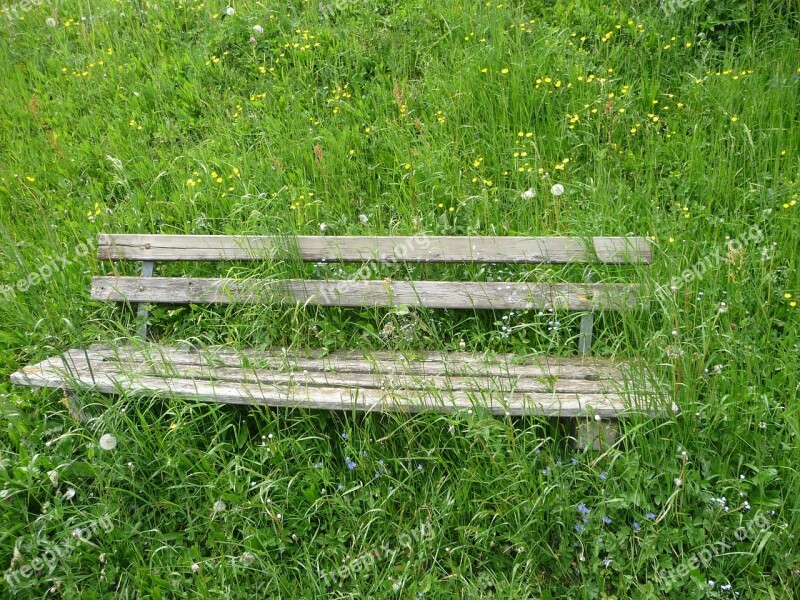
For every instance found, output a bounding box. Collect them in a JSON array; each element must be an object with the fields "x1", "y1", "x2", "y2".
[{"x1": 0, "y1": 0, "x2": 798, "y2": 596}]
